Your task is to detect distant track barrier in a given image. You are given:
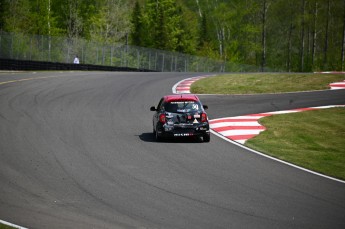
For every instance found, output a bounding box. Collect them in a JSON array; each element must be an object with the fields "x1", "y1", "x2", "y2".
[
  {"x1": 0, "y1": 58, "x2": 153, "y2": 72},
  {"x1": 0, "y1": 31, "x2": 264, "y2": 72}
]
